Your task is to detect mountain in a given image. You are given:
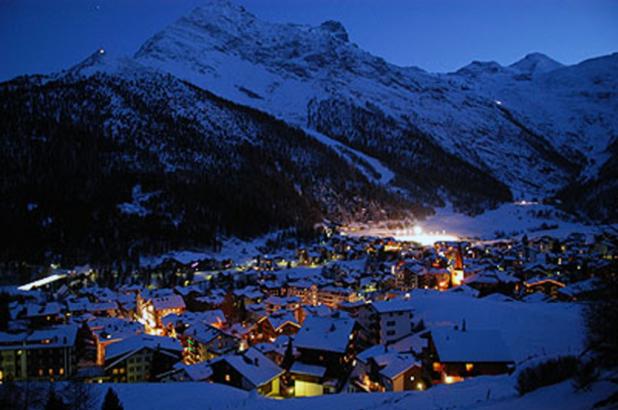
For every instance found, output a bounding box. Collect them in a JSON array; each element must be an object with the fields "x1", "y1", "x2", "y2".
[
  {"x1": 128, "y1": 0, "x2": 616, "y2": 205},
  {"x1": 126, "y1": 1, "x2": 575, "y2": 199},
  {"x1": 509, "y1": 52, "x2": 564, "y2": 74},
  {"x1": 0, "y1": 71, "x2": 412, "y2": 264},
  {"x1": 1, "y1": 0, "x2": 616, "y2": 264}
]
